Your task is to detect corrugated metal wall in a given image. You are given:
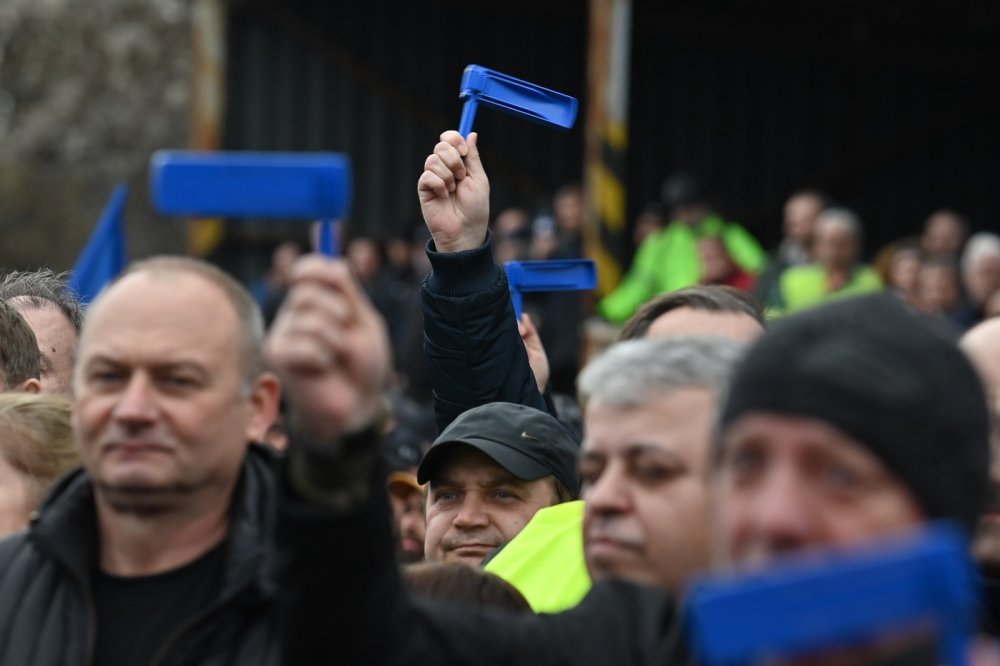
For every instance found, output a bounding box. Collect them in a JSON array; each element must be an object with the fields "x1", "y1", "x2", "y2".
[
  {"x1": 221, "y1": 0, "x2": 999, "y2": 278},
  {"x1": 221, "y1": 0, "x2": 587, "y2": 277},
  {"x1": 628, "y1": 1, "x2": 999, "y2": 252}
]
